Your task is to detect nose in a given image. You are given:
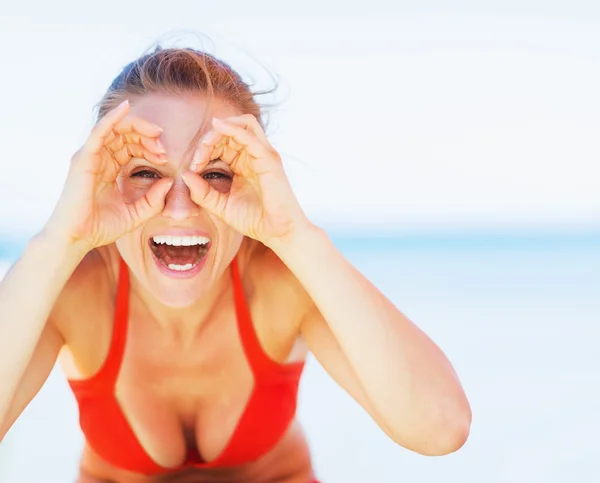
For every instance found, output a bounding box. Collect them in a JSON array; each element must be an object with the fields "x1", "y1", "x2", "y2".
[{"x1": 160, "y1": 177, "x2": 202, "y2": 221}]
